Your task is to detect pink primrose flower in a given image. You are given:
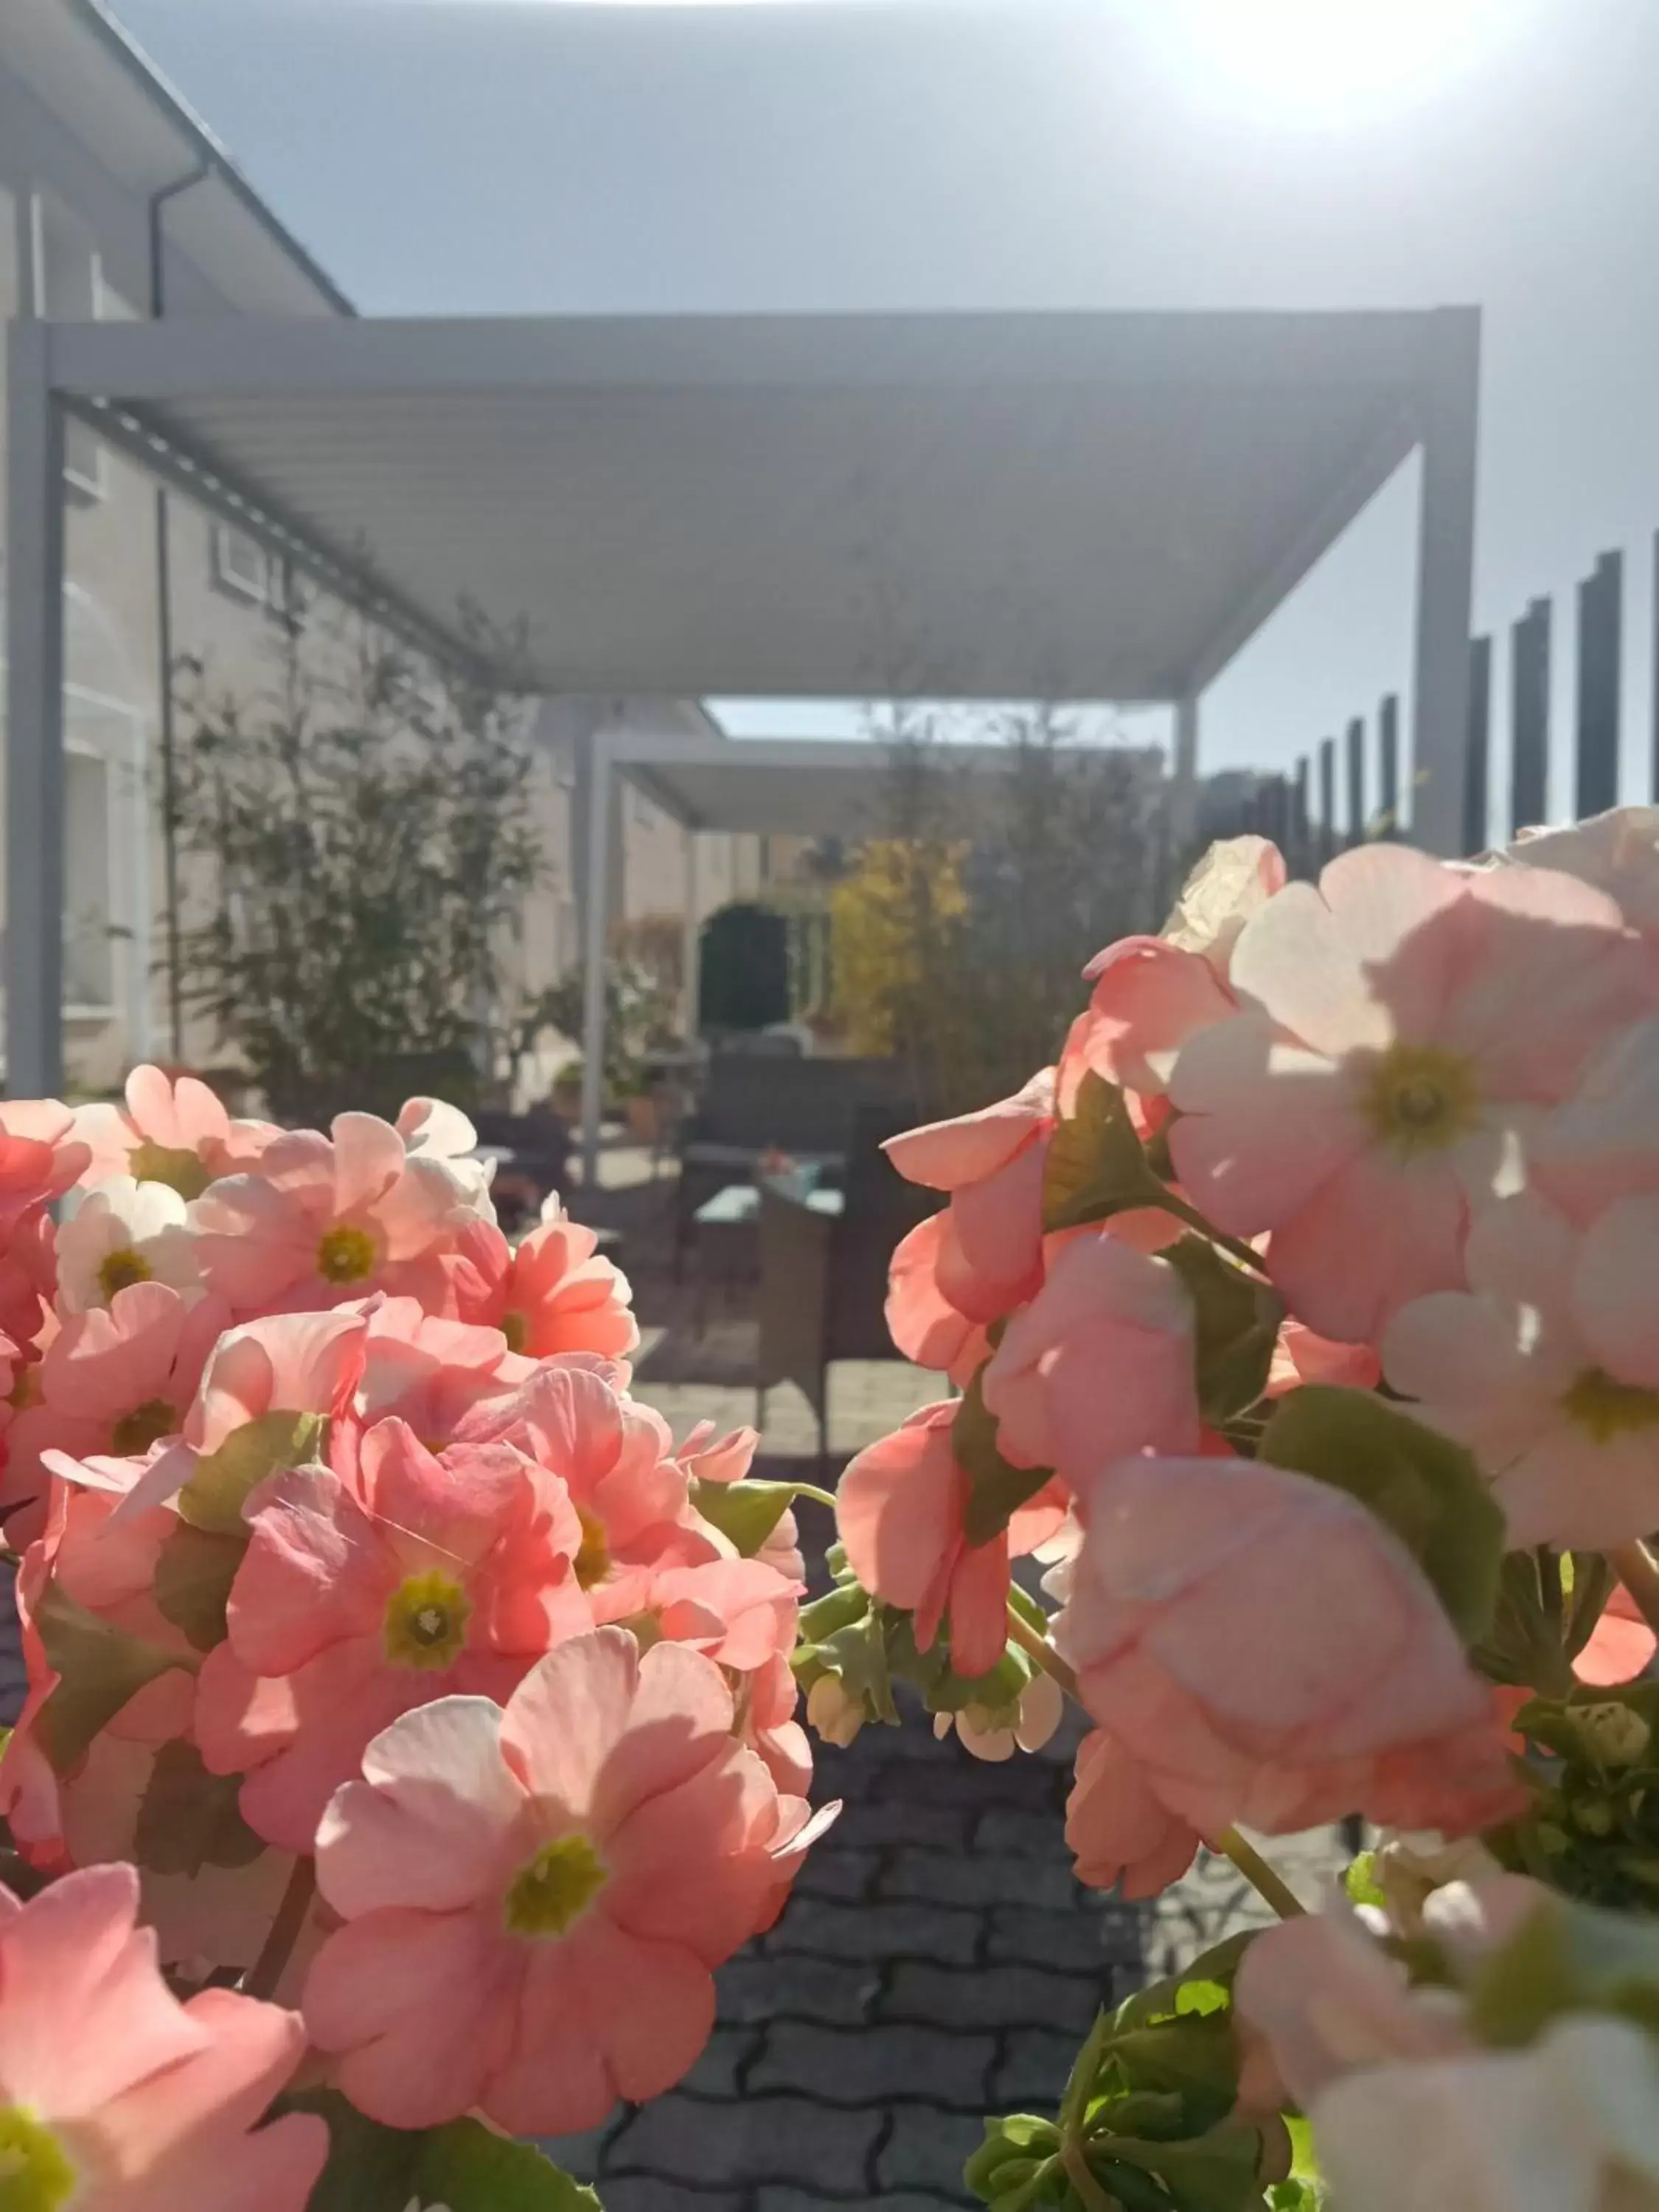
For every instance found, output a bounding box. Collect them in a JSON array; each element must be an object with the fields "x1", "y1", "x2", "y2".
[
  {"x1": 195, "y1": 1417, "x2": 592, "y2": 1851},
  {"x1": 0, "y1": 1863, "x2": 324, "y2": 2209},
  {"x1": 187, "y1": 1112, "x2": 484, "y2": 1316},
  {"x1": 884, "y1": 1212, "x2": 992, "y2": 1384},
  {"x1": 73, "y1": 1065, "x2": 274, "y2": 1200},
  {"x1": 304, "y1": 1628, "x2": 827, "y2": 2133},
  {"x1": 1169, "y1": 843, "x2": 1652, "y2": 1343},
  {"x1": 884, "y1": 1072, "x2": 1054, "y2": 1325},
  {"x1": 1382, "y1": 1190, "x2": 1659, "y2": 1549},
  {"x1": 981, "y1": 1232, "x2": 1201, "y2": 1481},
  {"x1": 1065, "y1": 1729, "x2": 1200, "y2": 1899},
  {"x1": 837, "y1": 1402, "x2": 1066, "y2": 1678},
  {"x1": 467, "y1": 1200, "x2": 641, "y2": 1362},
  {"x1": 1053, "y1": 1452, "x2": 1523, "y2": 1838}
]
